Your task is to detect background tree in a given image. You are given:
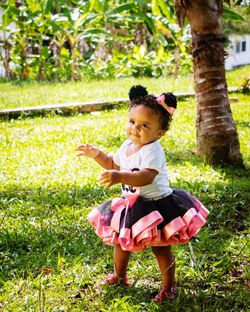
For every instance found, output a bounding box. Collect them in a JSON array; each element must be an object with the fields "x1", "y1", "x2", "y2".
[
  {"x1": 174, "y1": 0, "x2": 243, "y2": 166},
  {"x1": 222, "y1": 2, "x2": 250, "y2": 38},
  {"x1": 0, "y1": 0, "x2": 192, "y2": 80}
]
